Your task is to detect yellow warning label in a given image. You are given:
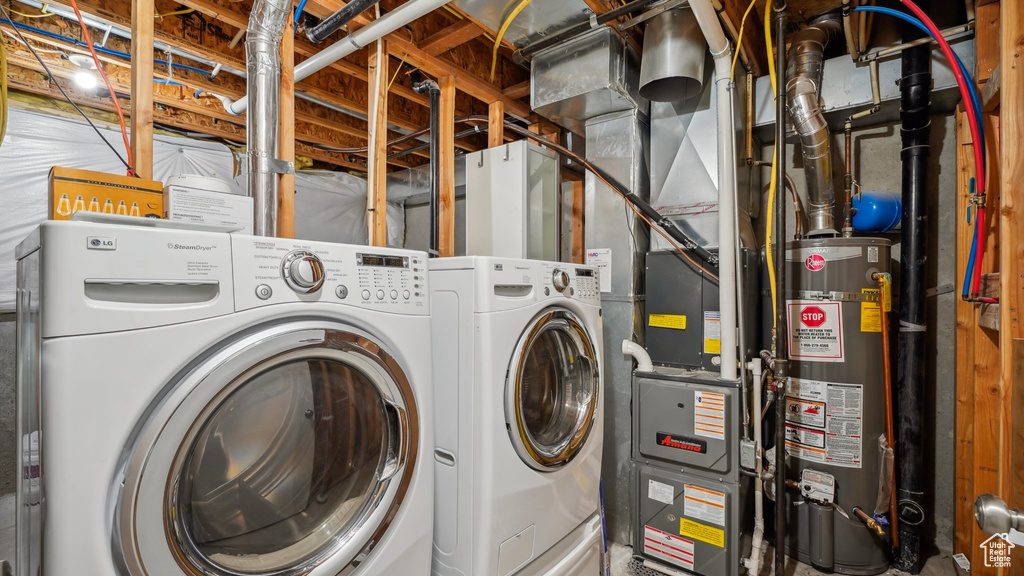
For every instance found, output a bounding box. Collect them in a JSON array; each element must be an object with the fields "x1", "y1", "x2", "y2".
[
  {"x1": 861, "y1": 288, "x2": 881, "y2": 333},
  {"x1": 704, "y1": 339, "x2": 721, "y2": 354},
  {"x1": 680, "y1": 518, "x2": 725, "y2": 548},
  {"x1": 650, "y1": 314, "x2": 687, "y2": 330}
]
